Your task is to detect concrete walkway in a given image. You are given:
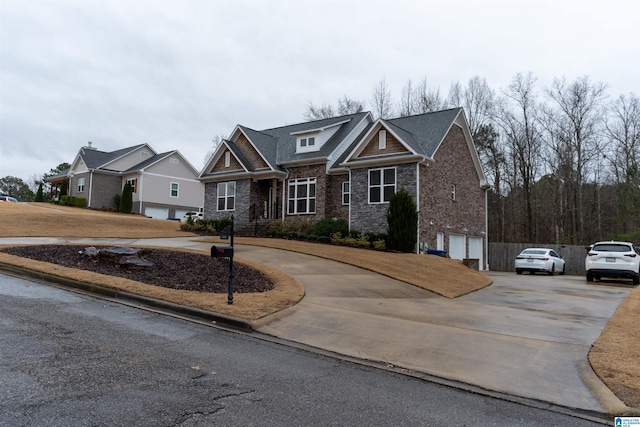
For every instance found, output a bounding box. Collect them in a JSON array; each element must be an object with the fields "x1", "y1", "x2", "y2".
[{"x1": 0, "y1": 236, "x2": 633, "y2": 415}]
